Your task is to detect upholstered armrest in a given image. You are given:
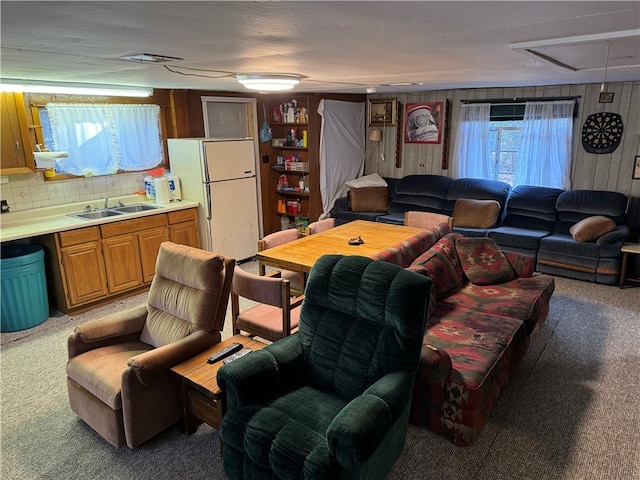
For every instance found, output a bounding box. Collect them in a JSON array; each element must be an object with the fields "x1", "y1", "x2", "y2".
[
  {"x1": 504, "y1": 252, "x2": 535, "y2": 278},
  {"x1": 218, "y1": 334, "x2": 304, "y2": 409},
  {"x1": 597, "y1": 225, "x2": 629, "y2": 244},
  {"x1": 417, "y1": 344, "x2": 452, "y2": 385},
  {"x1": 68, "y1": 306, "x2": 148, "y2": 359},
  {"x1": 326, "y1": 372, "x2": 414, "y2": 468},
  {"x1": 331, "y1": 196, "x2": 350, "y2": 212},
  {"x1": 126, "y1": 330, "x2": 217, "y2": 386}
]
